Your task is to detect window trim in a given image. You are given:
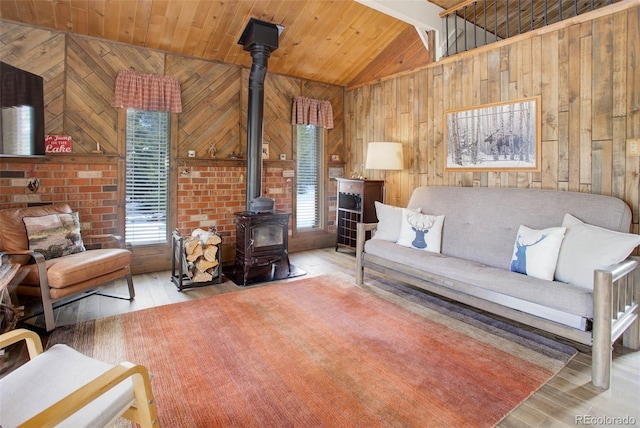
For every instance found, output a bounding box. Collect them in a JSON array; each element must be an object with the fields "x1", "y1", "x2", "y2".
[
  {"x1": 124, "y1": 109, "x2": 171, "y2": 246},
  {"x1": 293, "y1": 124, "x2": 326, "y2": 236}
]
